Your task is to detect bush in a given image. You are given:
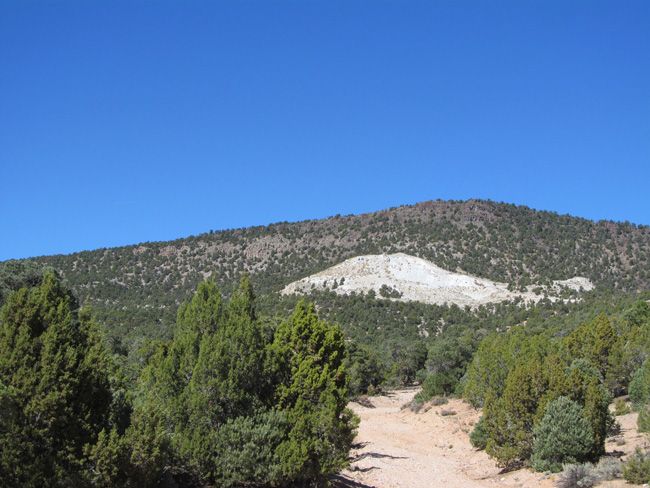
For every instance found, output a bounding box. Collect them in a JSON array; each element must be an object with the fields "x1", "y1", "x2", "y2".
[
  {"x1": 623, "y1": 448, "x2": 650, "y2": 484},
  {"x1": 613, "y1": 398, "x2": 631, "y2": 416},
  {"x1": 418, "y1": 373, "x2": 455, "y2": 400},
  {"x1": 629, "y1": 360, "x2": 650, "y2": 410},
  {"x1": 430, "y1": 396, "x2": 448, "y2": 406},
  {"x1": 531, "y1": 397, "x2": 594, "y2": 473},
  {"x1": 470, "y1": 416, "x2": 488, "y2": 450},
  {"x1": 209, "y1": 411, "x2": 289, "y2": 487},
  {"x1": 556, "y1": 463, "x2": 597, "y2": 488},
  {"x1": 593, "y1": 456, "x2": 622, "y2": 481},
  {"x1": 0, "y1": 273, "x2": 117, "y2": 486},
  {"x1": 638, "y1": 405, "x2": 650, "y2": 433}
]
